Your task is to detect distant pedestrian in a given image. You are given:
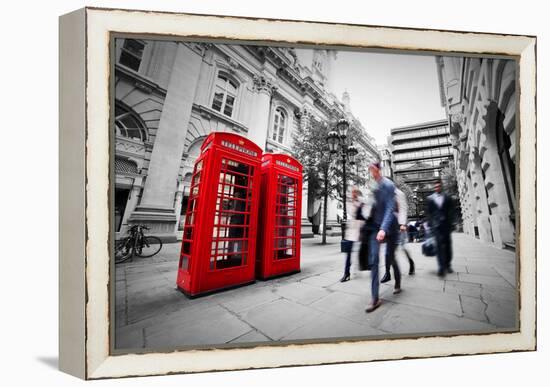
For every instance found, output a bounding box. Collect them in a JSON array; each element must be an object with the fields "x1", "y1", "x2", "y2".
[
  {"x1": 340, "y1": 187, "x2": 366, "y2": 282},
  {"x1": 426, "y1": 179, "x2": 455, "y2": 276},
  {"x1": 381, "y1": 187, "x2": 415, "y2": 288},
  {"x1": 365, "y1": 162, "x2": 399, "y2": 313},
  {"x1": 407, "y1": 223, "x2": 417, "y2": 242}
]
